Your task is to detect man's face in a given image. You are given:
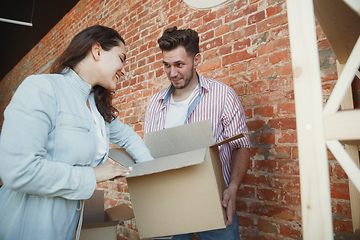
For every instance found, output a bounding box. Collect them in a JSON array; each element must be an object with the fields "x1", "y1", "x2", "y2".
[{"x1": 162, "y1": 46, "x2": 197, "y2": 90}]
